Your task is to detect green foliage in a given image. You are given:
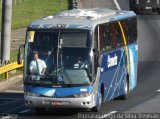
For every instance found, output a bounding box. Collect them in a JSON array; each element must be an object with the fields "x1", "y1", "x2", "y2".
[{"x1": 0, "y1": 0, "x2": 69, "y2": 29}]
